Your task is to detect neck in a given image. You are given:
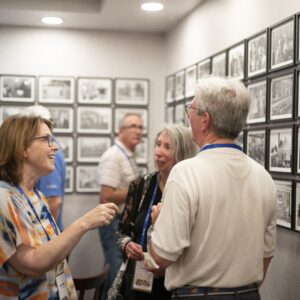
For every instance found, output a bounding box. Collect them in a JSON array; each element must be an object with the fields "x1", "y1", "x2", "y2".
[
  {"x1": 158, "y1": 171, "x2": 169, "y2": 191},
  {"x1": 119, "y1": 138, "x2": 135, "y2": 153},
  {"x1": 20, "y1": 166, "x2": 38, "y2": 194},
  {"x1": 199, "y1": 133, "x2": 234, "y2": 148}
]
